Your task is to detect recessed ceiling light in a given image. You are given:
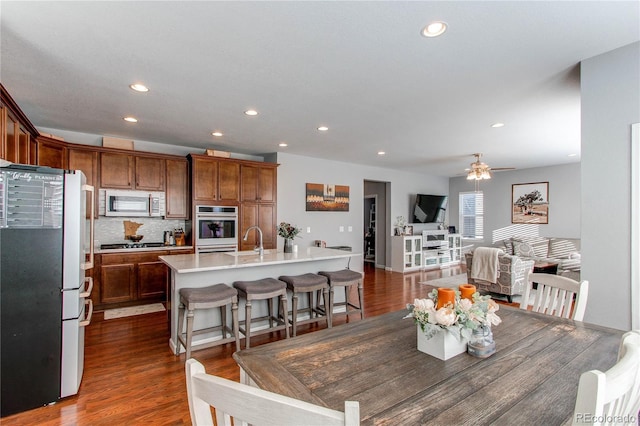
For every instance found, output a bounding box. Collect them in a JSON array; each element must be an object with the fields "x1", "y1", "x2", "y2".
[
  {"x1": 378, "y1": 151, "x2": 386, "y2": 155},
  {"x1": 123, "y1": 116, "x2": 138, "y2": 123},
  {"x1": 568, "y1": 153, "x2": 578, "y2": 157},
  {"x1": 211, "y1": 131, "x2": 223, "y2": 137},
  {"x1": 129, "y1": 83, "x2": 149, "y2": 93},
  {"x1": 279, "y1": 142, "x2": 288, "y2": 147},
  {"x1": 421, "y1": 21, "x2": 447, "y2": 38},
  {"x1": 491, "y1": 122, "x2": 505, "y2": 128},
  {"x1": 317, "y1": 126, "x2": 329, "y2": 132},
  {"x1": 244, "y1": 109, "x2": 259, "y2": 116}
]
